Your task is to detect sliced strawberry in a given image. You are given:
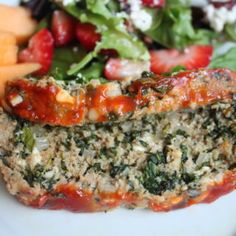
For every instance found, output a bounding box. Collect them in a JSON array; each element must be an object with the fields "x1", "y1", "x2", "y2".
[
  {"x1": 75, "y1": 22, "x2": 101, "y2": 51},
  {"x1": 51, "y1": 10, "x2": 76, "y2": 47},
  {"x1": 104, "y1": 58, "x2": 150, "y2": 81},
  {"x1": 18, "y1": 29, "x2": 54, "y2": 76},
  {"x1": 150, "y1": 45, "x2": 213, "y2": 74},
  {"x1": 141, "y1": 0, "x2": 165, "y2": 8}
]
